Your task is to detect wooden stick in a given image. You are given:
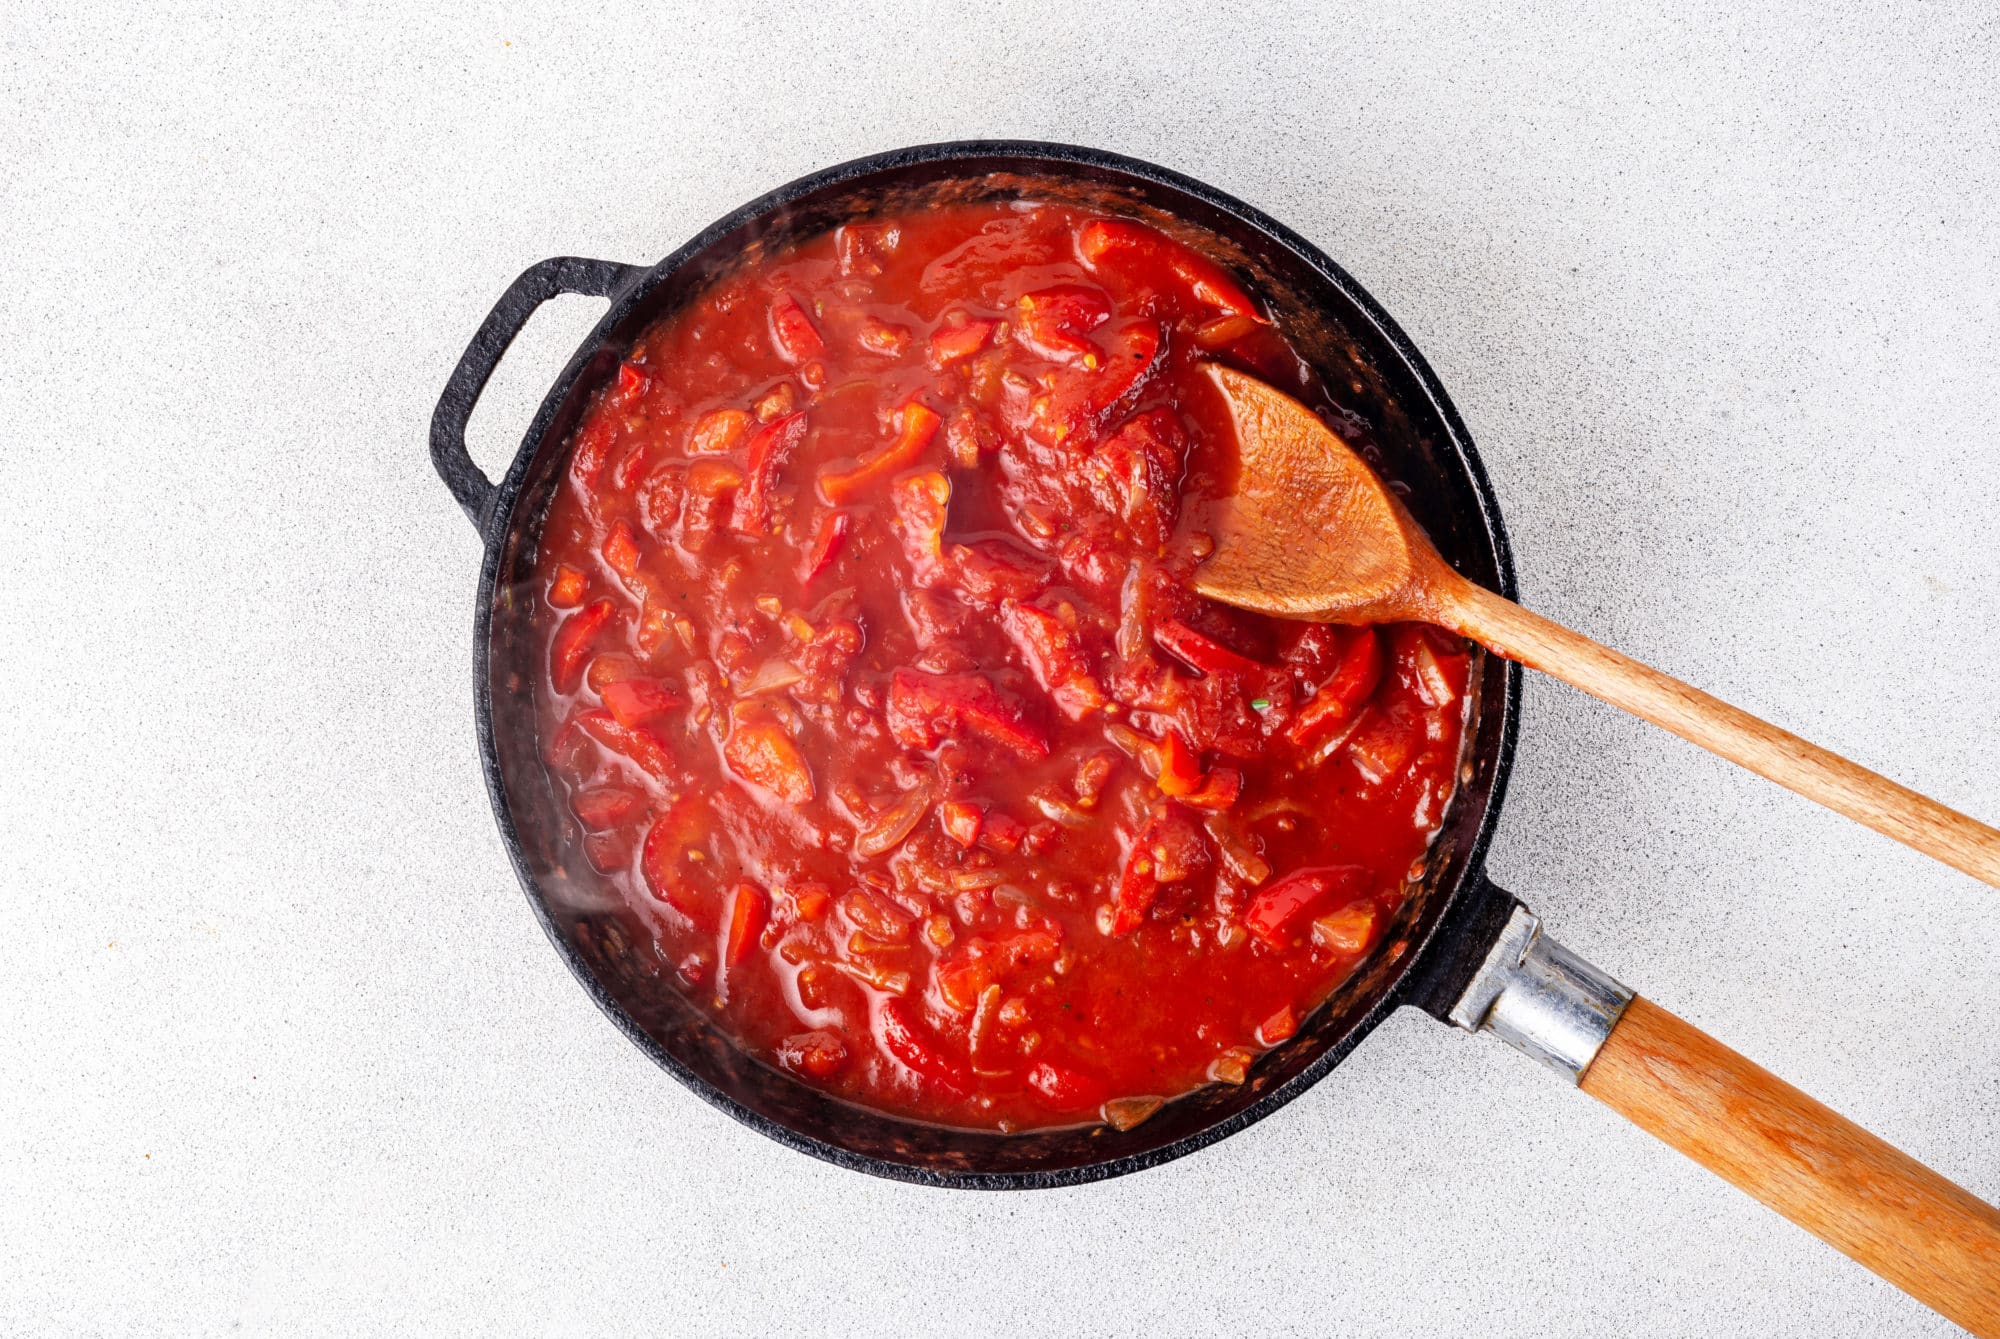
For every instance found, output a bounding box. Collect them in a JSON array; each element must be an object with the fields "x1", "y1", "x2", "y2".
[
  {"x1": 1581, "y1": 997, "x2": 2000, "y2": 1334},
  {"x1": 1445, "y1": 579, "x2": 2000, "y2": 888}
]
